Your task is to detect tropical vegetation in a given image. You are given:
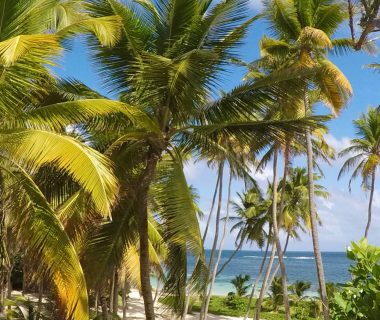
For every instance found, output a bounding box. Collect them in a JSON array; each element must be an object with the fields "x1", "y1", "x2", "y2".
[{"x1": 0, "y1": 0, "x2": 379, "y2": 319}]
